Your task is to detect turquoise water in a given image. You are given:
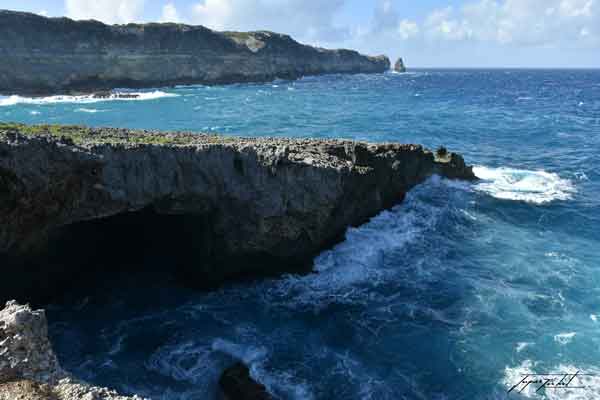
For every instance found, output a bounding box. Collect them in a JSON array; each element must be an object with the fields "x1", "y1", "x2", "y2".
[{"x1": 3, "y1": 70, "x2": 600, "y2": 399}]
